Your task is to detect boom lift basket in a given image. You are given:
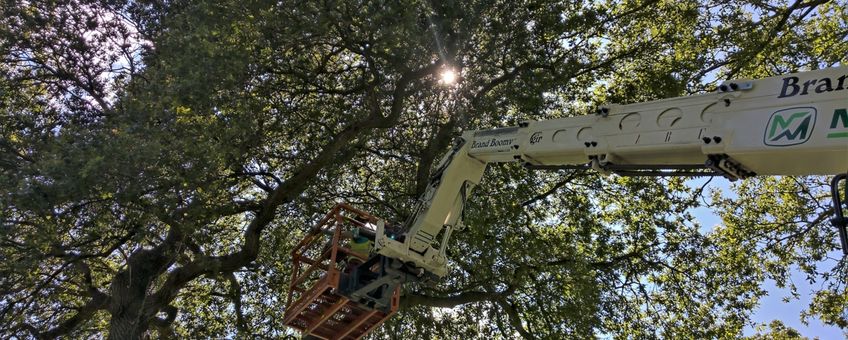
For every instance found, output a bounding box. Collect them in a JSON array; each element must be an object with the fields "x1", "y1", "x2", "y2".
[{"x1": 283, "y1": 204, "x2": 400, "y2": 340}]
